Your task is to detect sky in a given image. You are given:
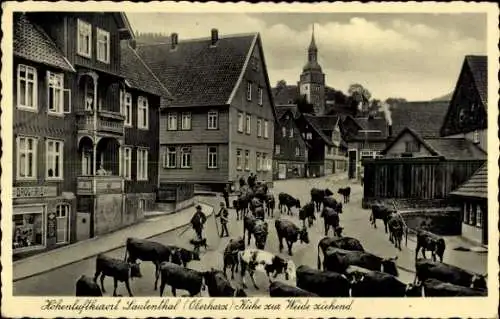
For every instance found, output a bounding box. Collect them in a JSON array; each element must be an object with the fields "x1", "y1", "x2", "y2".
[{"x1": 127, "y1": 12, "x2": 487, "y2": 101}]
